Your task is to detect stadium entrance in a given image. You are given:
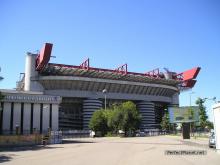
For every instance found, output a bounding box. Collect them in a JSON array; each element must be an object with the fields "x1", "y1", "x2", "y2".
[{"x1": 59, "y1": 98, "x2": 83, "y2": 130}]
